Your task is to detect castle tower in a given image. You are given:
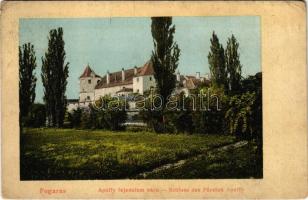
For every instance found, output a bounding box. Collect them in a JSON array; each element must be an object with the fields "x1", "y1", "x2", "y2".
[{"x1": 79, "y1": 64, "x2": 101, "y2": 103}]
